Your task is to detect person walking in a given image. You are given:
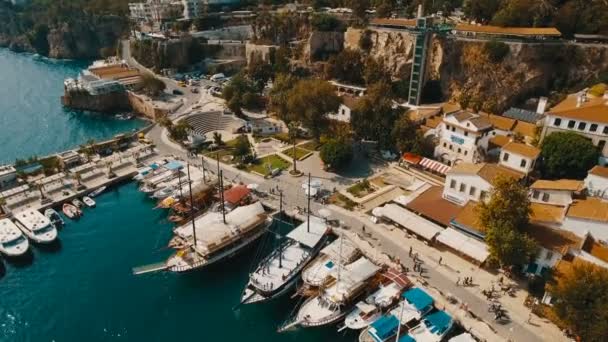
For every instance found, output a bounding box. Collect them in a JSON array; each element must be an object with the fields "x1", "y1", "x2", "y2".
[
  {"x1": 438, "y1": 256, "x2": 443, "y2": 265},
  {"x1": 456, "y1": 277, "x2": 460, "y2": 286},
  {"x1": 409, "y1": 246, "x2": 412, "y2": 257}
]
